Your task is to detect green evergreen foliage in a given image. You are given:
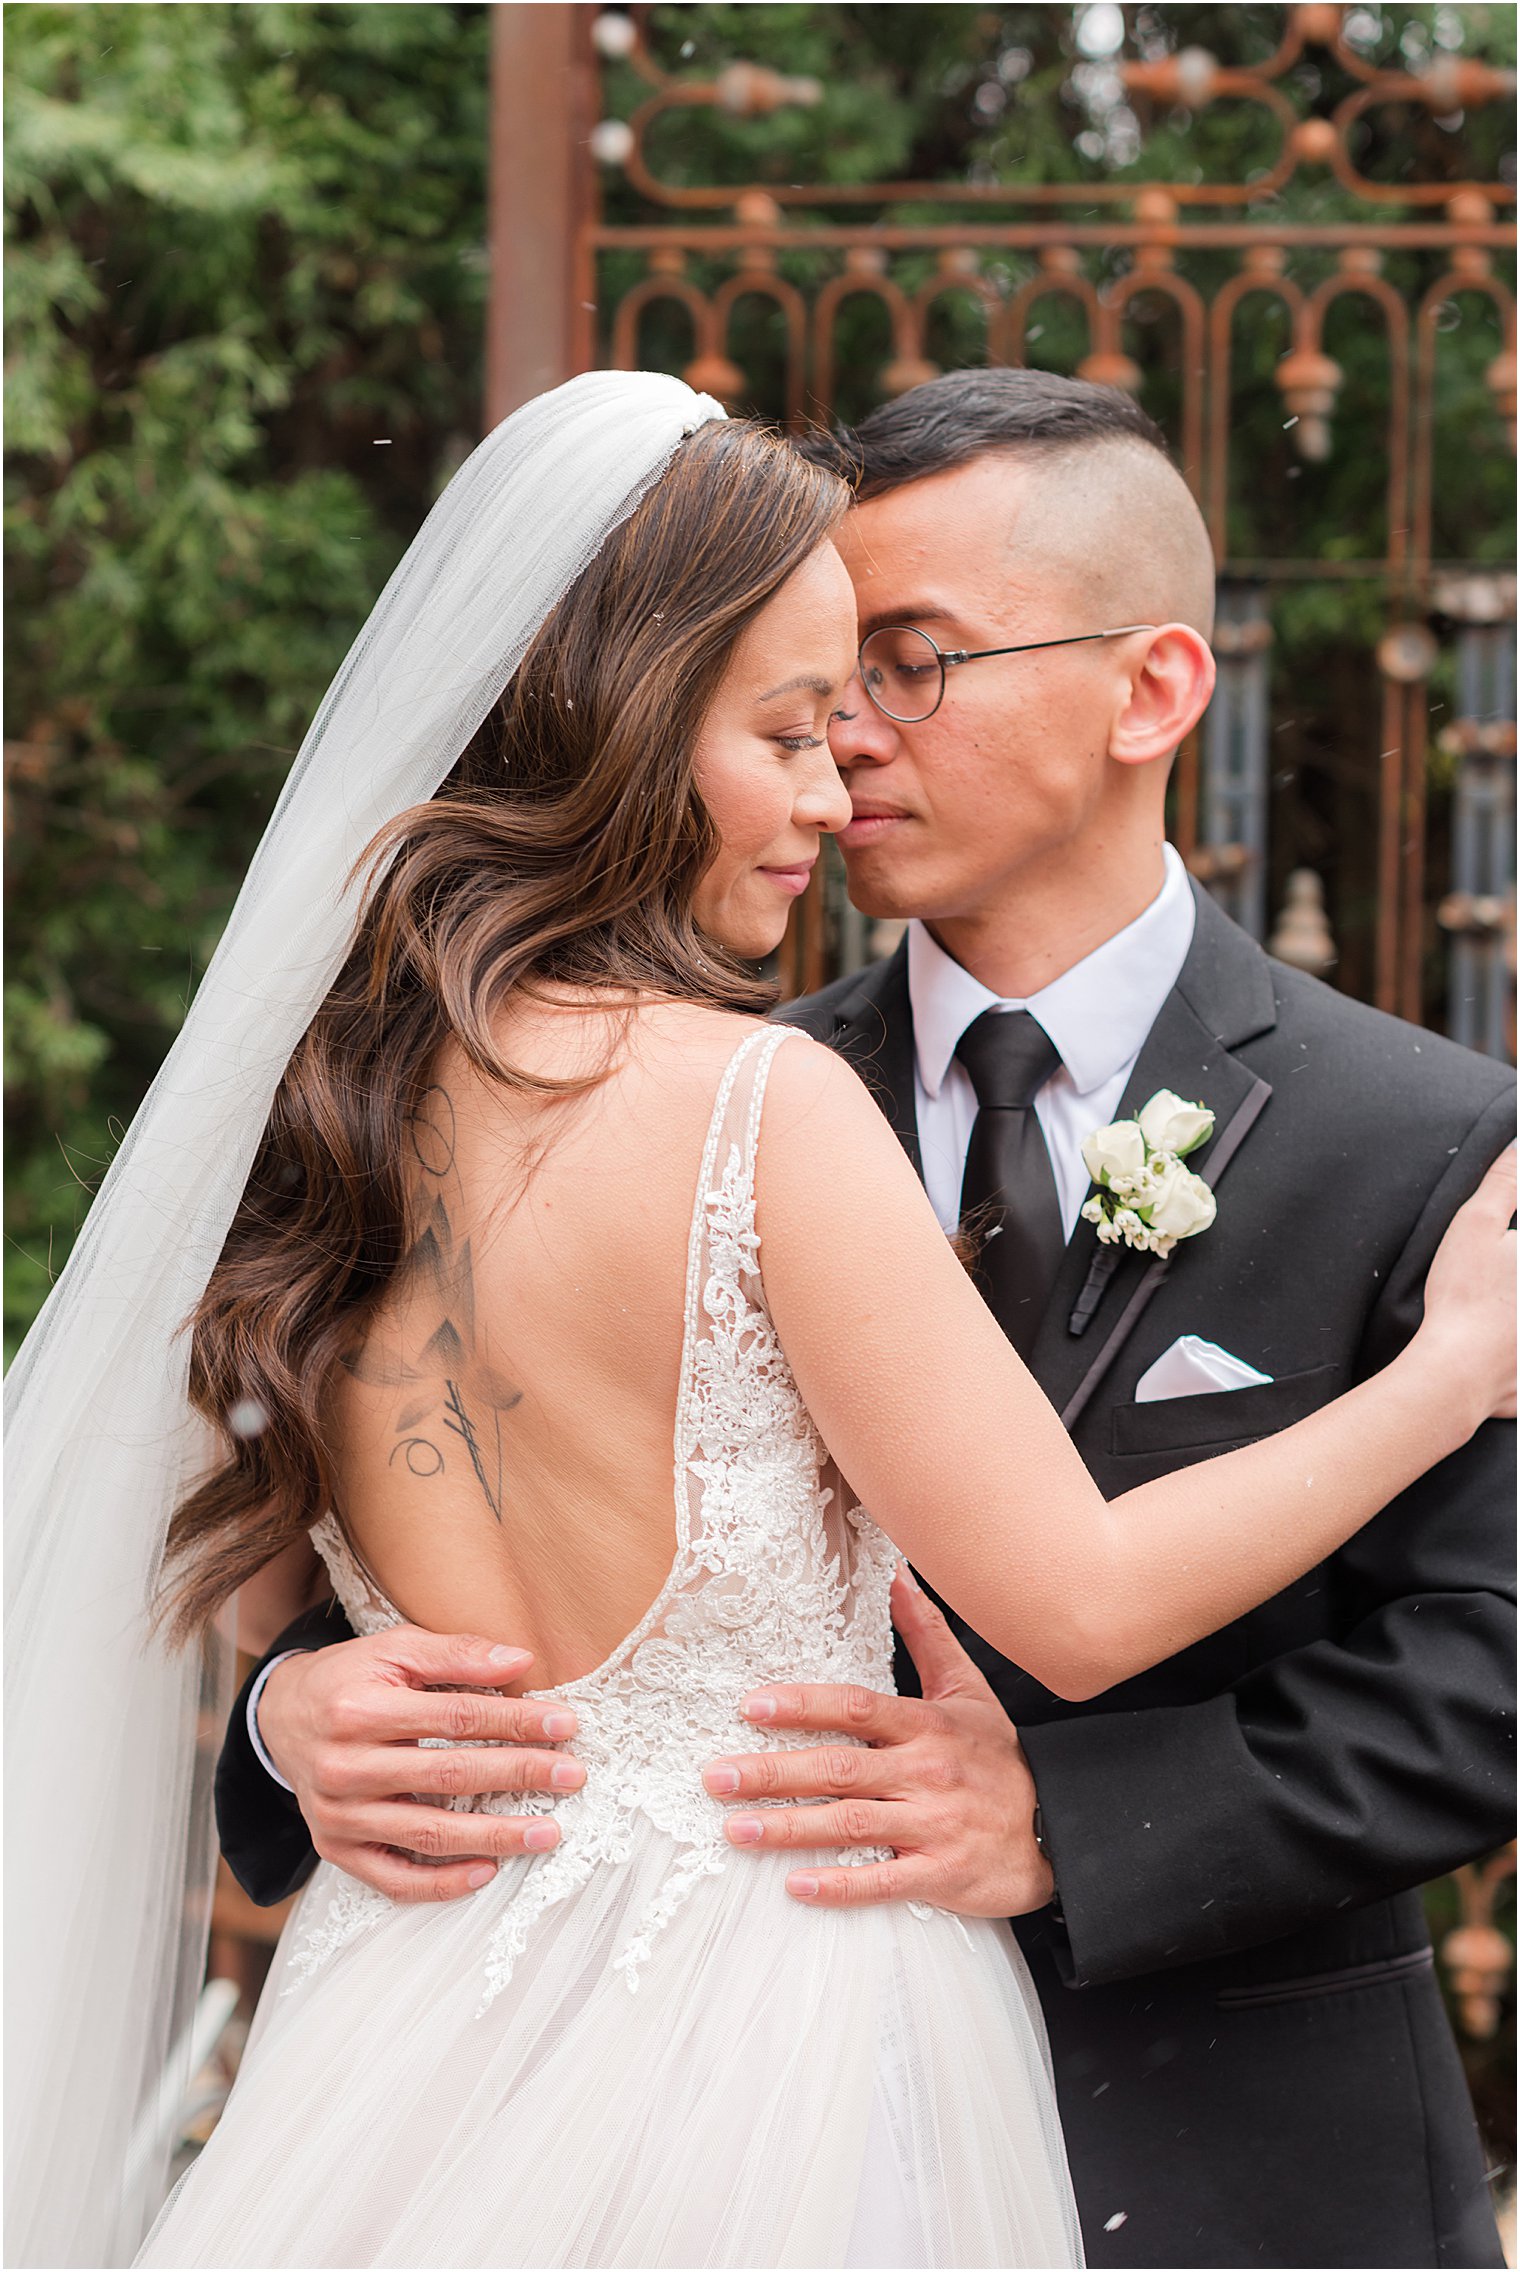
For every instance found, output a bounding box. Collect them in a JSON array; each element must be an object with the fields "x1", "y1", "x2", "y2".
[{"x1": 5, "y1": 2, "x2": 490, "y2": 1350}]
